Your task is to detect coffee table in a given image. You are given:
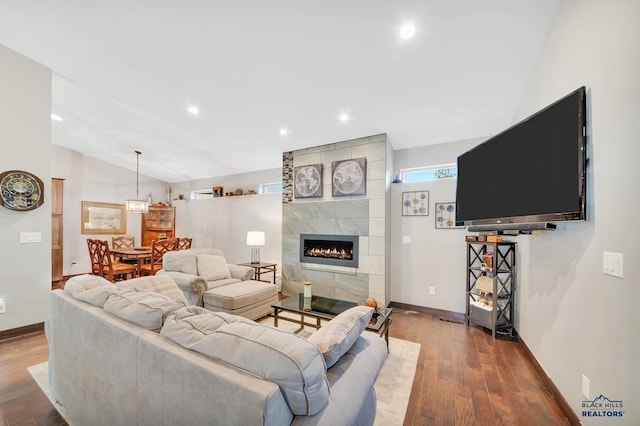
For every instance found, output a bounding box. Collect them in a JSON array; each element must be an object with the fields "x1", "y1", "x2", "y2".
[{"x1": 271, "y1": 294, "x2": 393, "y2": 349}]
